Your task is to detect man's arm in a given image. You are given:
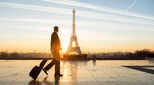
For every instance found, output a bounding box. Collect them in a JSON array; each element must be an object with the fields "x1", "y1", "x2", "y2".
[{"x1": 51, "y1": 33, "x2": 56, "y2": 52}]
